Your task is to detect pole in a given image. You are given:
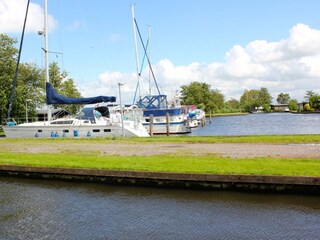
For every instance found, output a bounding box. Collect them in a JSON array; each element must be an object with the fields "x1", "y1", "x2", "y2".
[
  {"x1": 7, "y1": 0, "x2": 31, "y2": 120},
  {"x1": 25, "y1": 101, "x2": 28, "y2": 123},
  {"x1": 166, "y1": 112, "x2": 170, "y2": 135},
  {"x1": 131, "y1": 5, "x2": 141, "y2": 99},
  {"x1": 44, "y1": 0, "x2": 51, "y2": 121},
  {"x1": 118, "y1": 83, "x2": 124, "y2": 137}
]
